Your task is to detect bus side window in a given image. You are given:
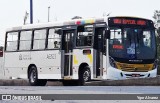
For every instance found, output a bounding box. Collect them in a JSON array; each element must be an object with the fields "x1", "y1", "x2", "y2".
[
  {"x1": 47, "y1": 28, "x2": 61, "y2": 49},
  {"x1": 6, "y1": 32, "x2": 18, "y2": 51},
  {"x1": 33, "y1": 29, "x2": 46, "y2": 50},
  {"x1": 19, "y1": 30, "x2": 32, "y2": 50}
]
